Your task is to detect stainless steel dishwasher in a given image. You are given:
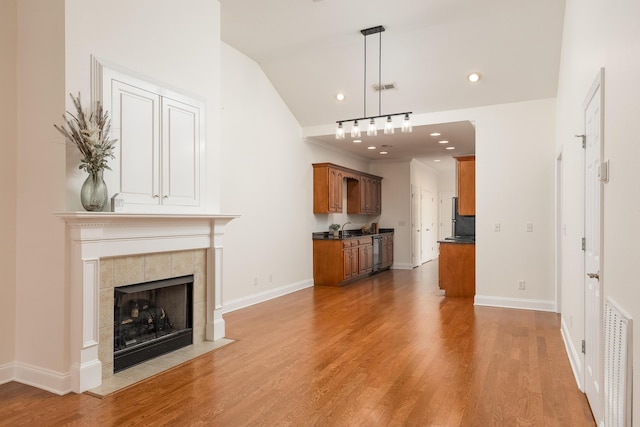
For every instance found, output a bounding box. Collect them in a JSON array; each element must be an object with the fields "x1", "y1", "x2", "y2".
[{"x1": 372, "y1": 235, "x2": 383, "y2": 272}]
